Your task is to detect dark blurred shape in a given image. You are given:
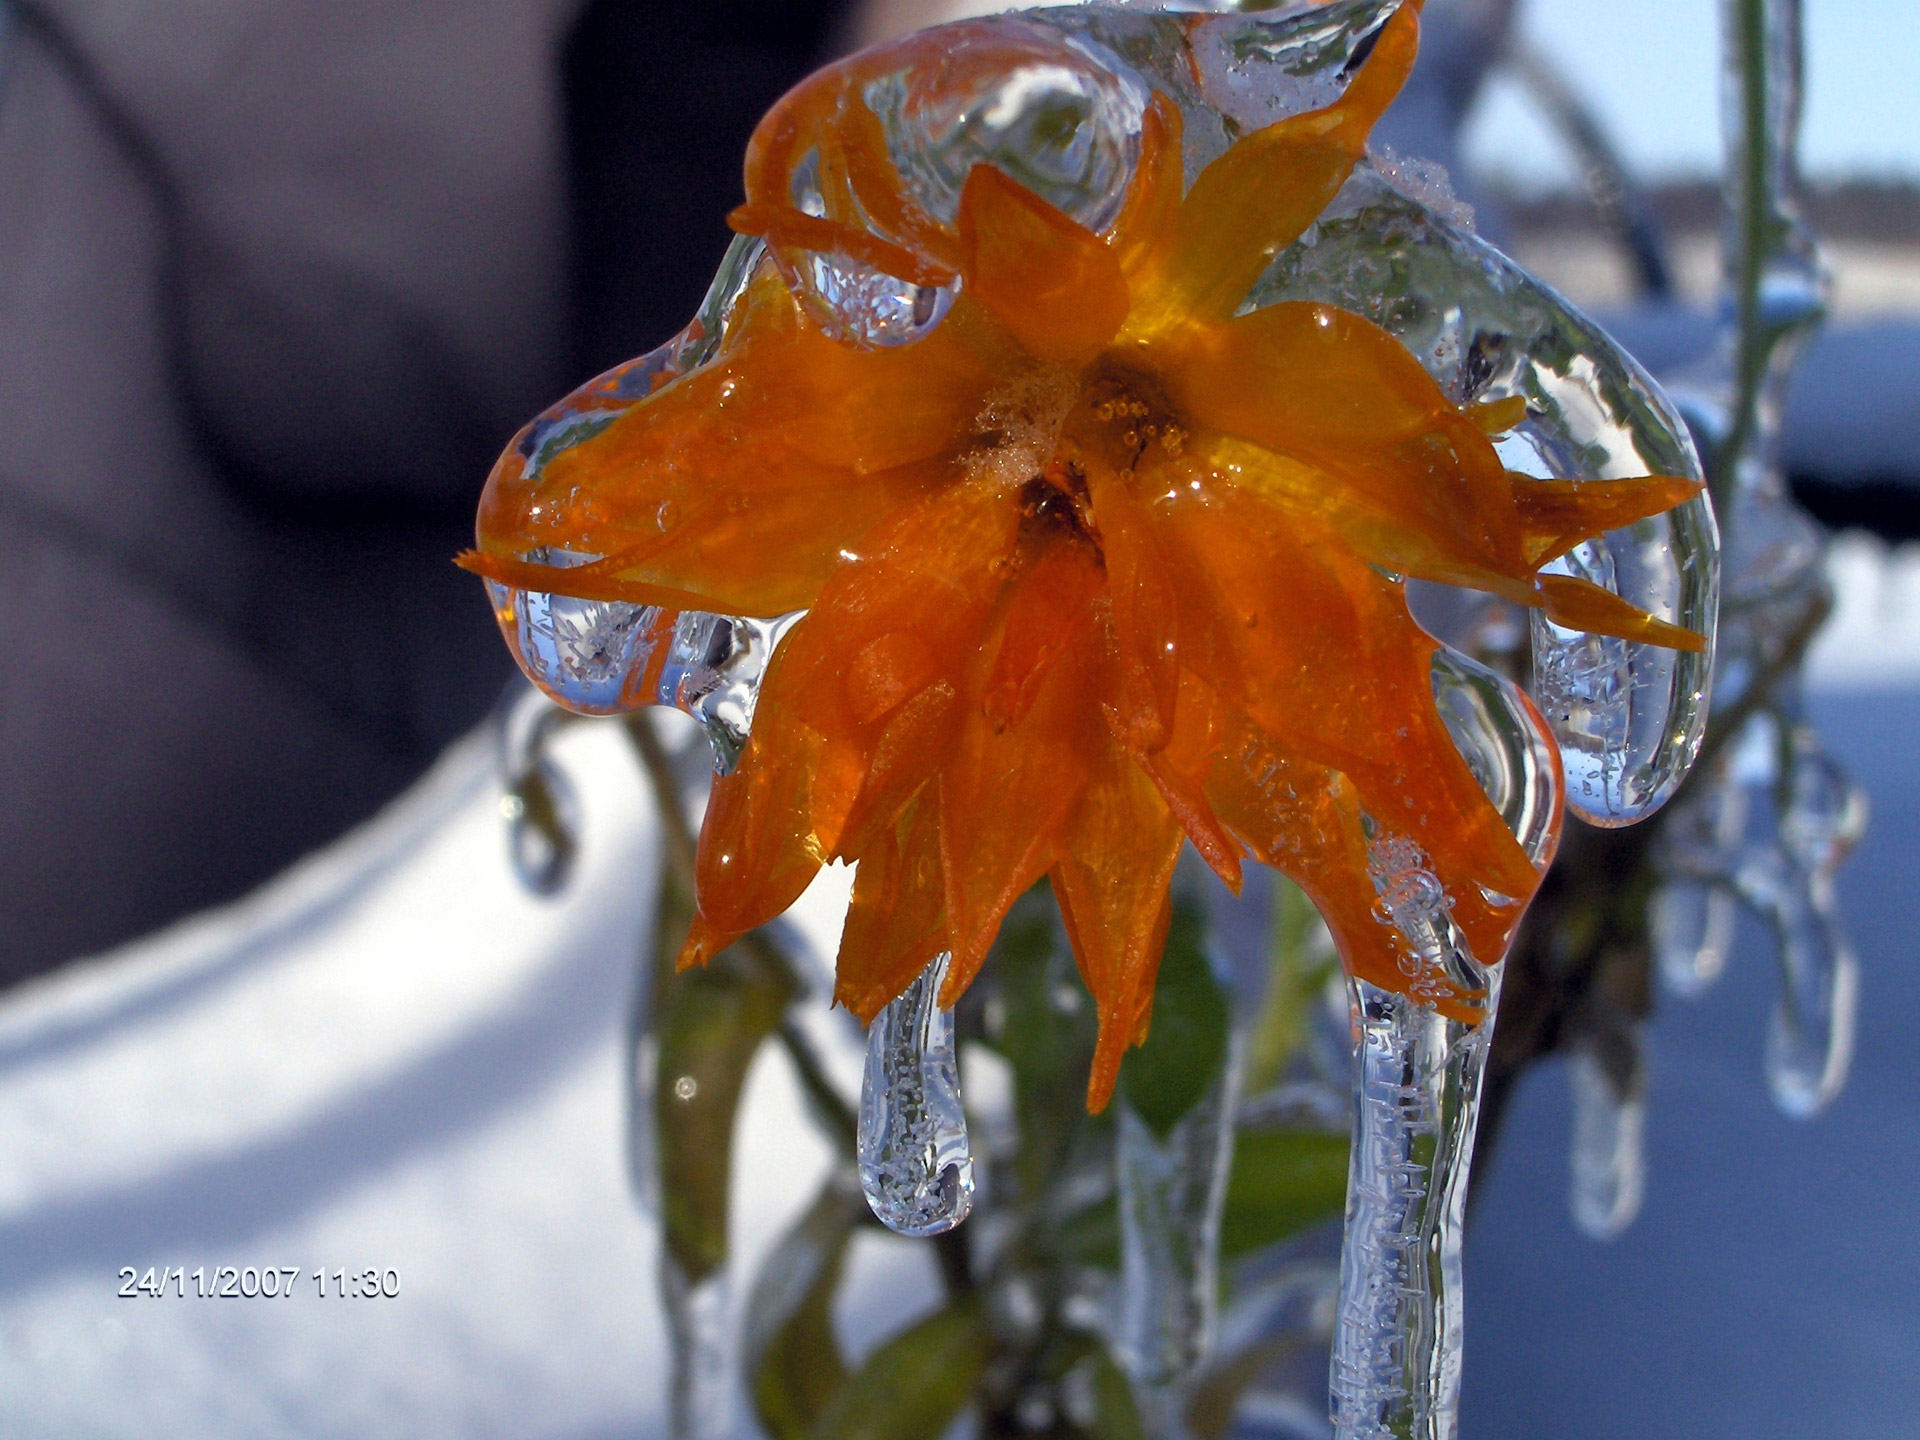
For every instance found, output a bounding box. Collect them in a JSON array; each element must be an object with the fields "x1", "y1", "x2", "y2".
[{"x1": 0, "y1": 0, "x2": 844, "y2": 984}]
